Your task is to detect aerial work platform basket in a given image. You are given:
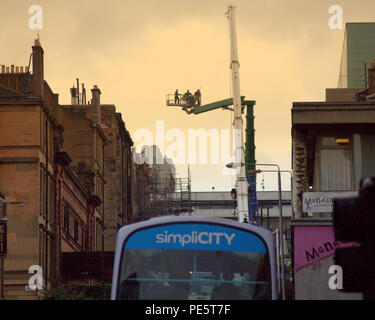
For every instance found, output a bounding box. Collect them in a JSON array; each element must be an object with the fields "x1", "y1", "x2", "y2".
[{"x1": 166, "y1": 92, "x2": 201, "y2": 108}]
